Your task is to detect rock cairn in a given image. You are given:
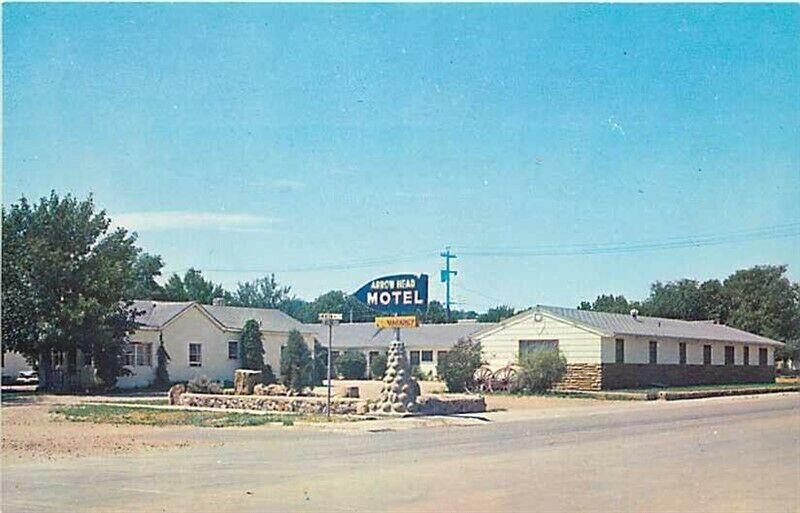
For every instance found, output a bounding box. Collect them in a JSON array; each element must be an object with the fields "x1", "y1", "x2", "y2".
[{"x1": 372, "y1": 341, "x2": 419, "y2": 415}]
